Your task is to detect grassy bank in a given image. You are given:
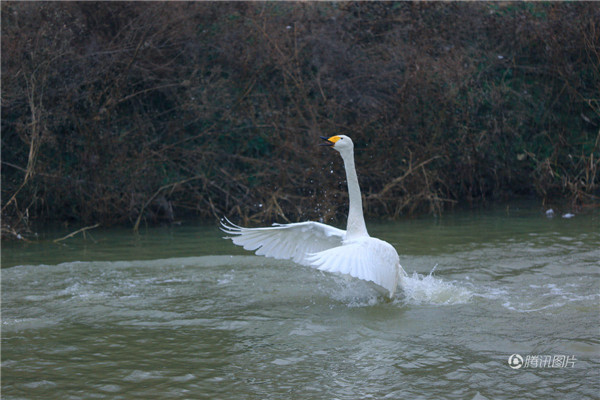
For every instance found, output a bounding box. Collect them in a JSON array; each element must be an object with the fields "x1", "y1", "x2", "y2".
[{"x1": 2, "y1": 2, "x2": 599, "y2": 238}]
